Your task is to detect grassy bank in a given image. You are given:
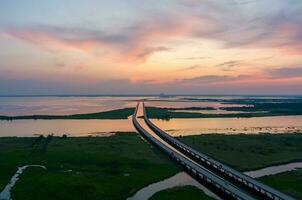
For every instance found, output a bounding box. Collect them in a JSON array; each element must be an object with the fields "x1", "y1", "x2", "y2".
[
  {"x1": 221, "y1": 102, "x2": 302, "y2": 115},
  {"x1": 177, "y1": 134, "x2": 302, "y2": 199},
  {"x1": 150, "y1": 186, "x2": 215, "y2": 200},
  {"x1": 145, "y1": 97, "x2": 302, "y2": 119},
  {"x1": 259, "y1": 169, "x2": 302, "y2": 199},
  {"x1": 145, "y1": 106, "x2": 302, "y2": 120},
  {"x1": 0, "y1": 133, "x2": 180, "y2": 200},
  {"x1": 0, "y1": 107, "x2": 135, "y2": 120},
  {"x1": 178, "y1": 134, "x2": 302, "y2": 171}
]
